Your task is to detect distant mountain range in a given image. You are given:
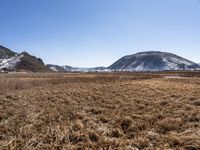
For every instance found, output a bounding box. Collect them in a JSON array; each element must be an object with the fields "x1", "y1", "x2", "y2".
[
  {"x1": 0, "y1": 45, "x2": 200, "y2": 72},
  {"x1": 46, "y1": 64, "x2": 107, "y2": 72}
]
